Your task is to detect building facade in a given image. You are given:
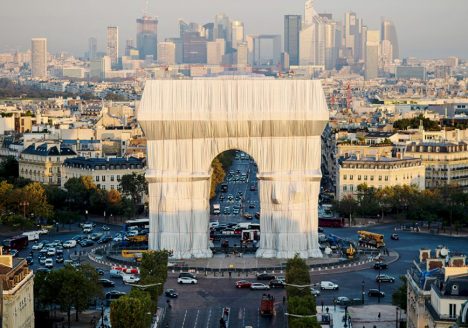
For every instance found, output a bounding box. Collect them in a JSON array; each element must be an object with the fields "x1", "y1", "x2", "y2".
[
  {"x1": 106, "y1": 26, "x2": 119, "y2": 66},
  {"x1": 337, "y1": 156, "x2": 425, "y2": 199},
  {"x1": 19, "y1": 143, "x2": 77, "y2": 186},
  {"x1": 0, "y1": 248, "x2": 34, "y2": 328},
  {"x1": 137, "y1": 16, "x2": 158, "y2": 60},
  {"x1": 31, "y1": 38, "x2": 47, "y2": 79},
  {"x1": 405, "y1": 142, "x2": 468, "y2": 190},
  {"x1": 284, "y1": 15, "x2": 301, "y2": 66},
  {"x1": 61, "y1": 156, "x2": 145, "y2": 190}
]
